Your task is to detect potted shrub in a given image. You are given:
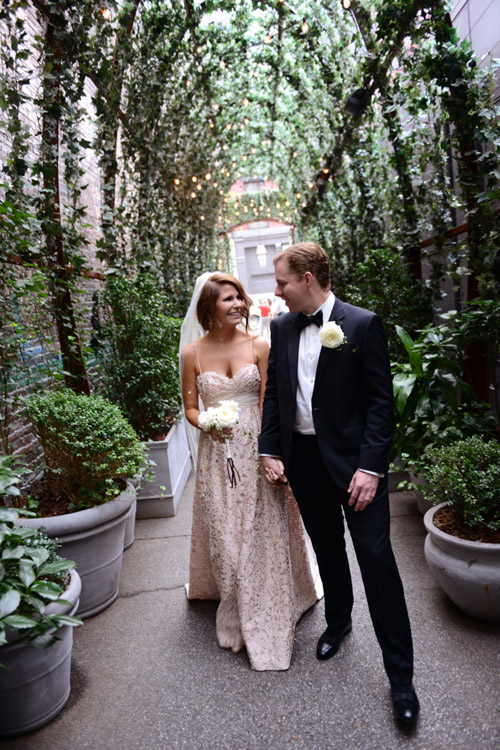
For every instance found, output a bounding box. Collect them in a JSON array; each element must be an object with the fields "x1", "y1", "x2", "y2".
[
  {"x1": 421, "y1": 436, "x2": 500, "y2": 623},
  {"x1": 92, "y1": 273, "x2": 190, "y2": 518},
  {"x1": 391, "y1": 323, "x2": 496, "y2": 511},
  {"x1": 20, "y1": 390, "x2": 146, "y2": 618},
  {"x1": 0, "y1": 459, "x2": 83, "y2": 737}
]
